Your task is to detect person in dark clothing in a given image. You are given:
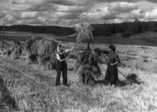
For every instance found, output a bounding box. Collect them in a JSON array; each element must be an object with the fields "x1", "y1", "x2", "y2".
[
  {"x1": 103, "y1": 44, "x2": 121, "y2": 85},
  {"x1": 55, "y1": 44, "x2": 73, "y2": 86}
]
